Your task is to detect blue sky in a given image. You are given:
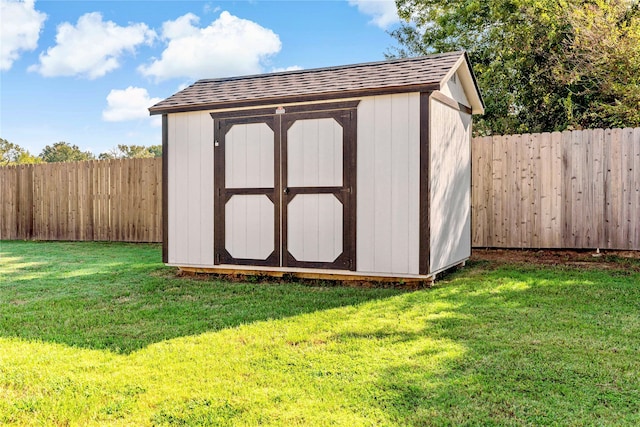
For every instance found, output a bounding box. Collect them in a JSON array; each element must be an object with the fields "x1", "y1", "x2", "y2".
[{"x1": 1, "y1": 0, "x2": 403, "y2": 157}]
